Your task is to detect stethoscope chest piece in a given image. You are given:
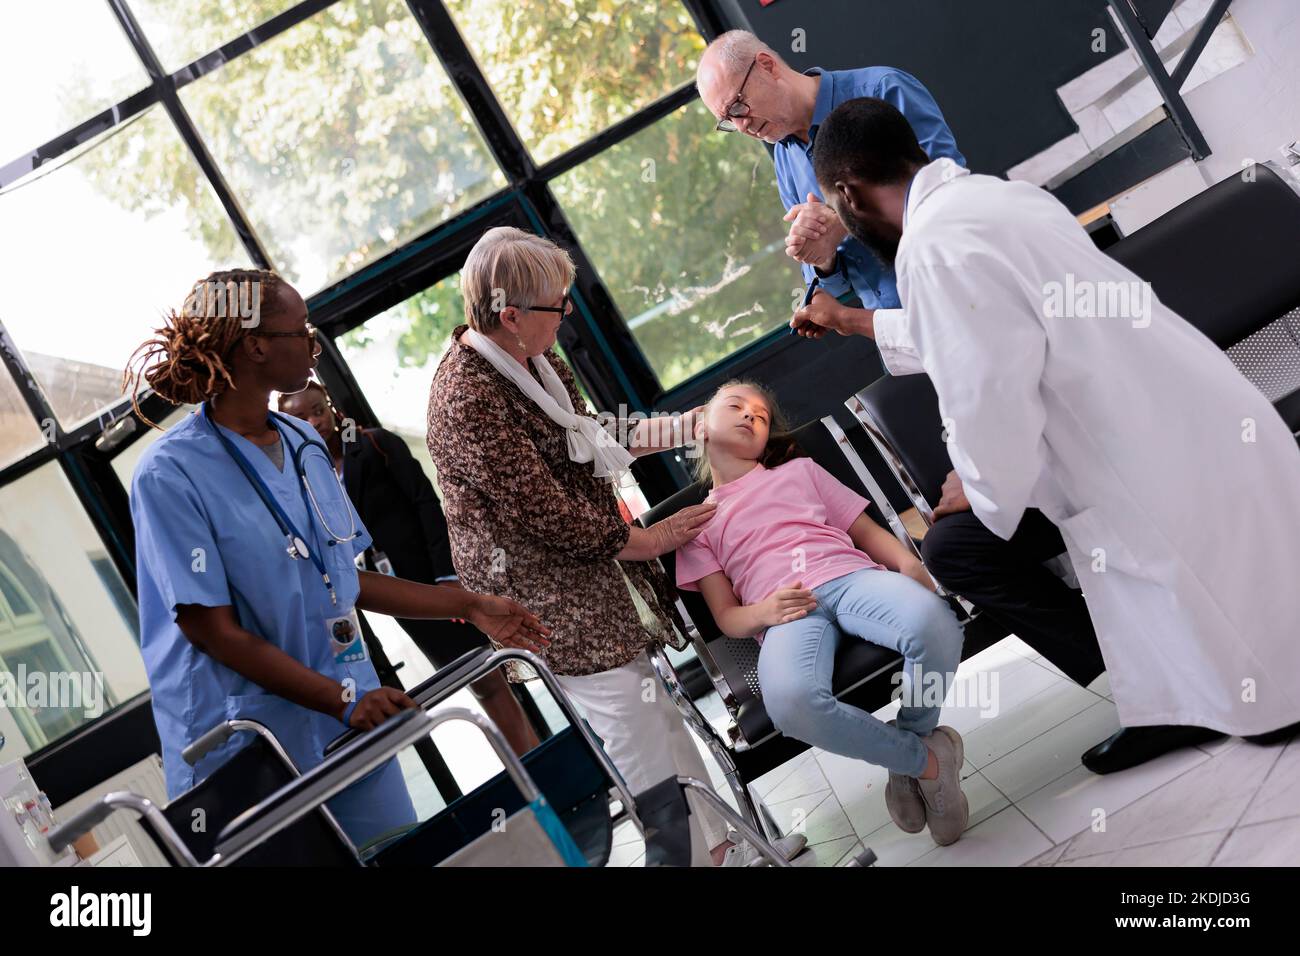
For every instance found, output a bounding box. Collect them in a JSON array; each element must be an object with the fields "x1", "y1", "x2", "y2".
[{"x1": 287, "y1": 535, "x2": 311, "y2": 560}]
